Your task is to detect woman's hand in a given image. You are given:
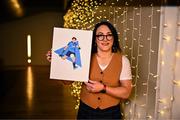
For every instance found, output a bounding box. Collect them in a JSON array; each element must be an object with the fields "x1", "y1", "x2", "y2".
[
  {"x1": 46, "y1": 50, "x2": 52, "y2": 62},
  {"x1": 46, "y1": 50, "x2": 73, "y2": 85},
  {"x1": 84, "y1": 80, "x2": 104, "y2": 93}
]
